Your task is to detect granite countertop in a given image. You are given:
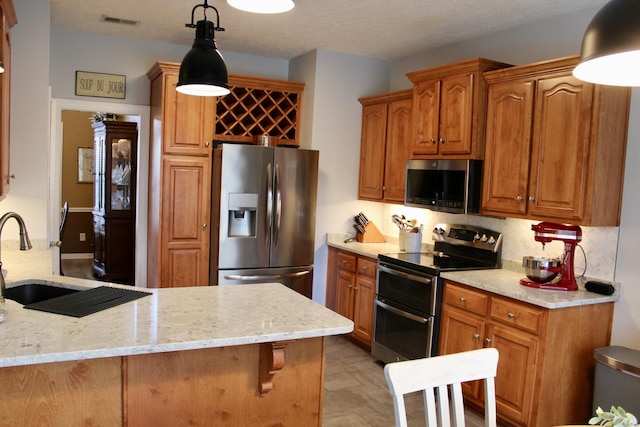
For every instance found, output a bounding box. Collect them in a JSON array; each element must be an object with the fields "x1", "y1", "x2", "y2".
[
  {"x1": 0, "y1": 250, "x2": 353, "y2": 368},
  {"x1": 327, "y1": 233, "x2": 619, "y2": 310}
]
